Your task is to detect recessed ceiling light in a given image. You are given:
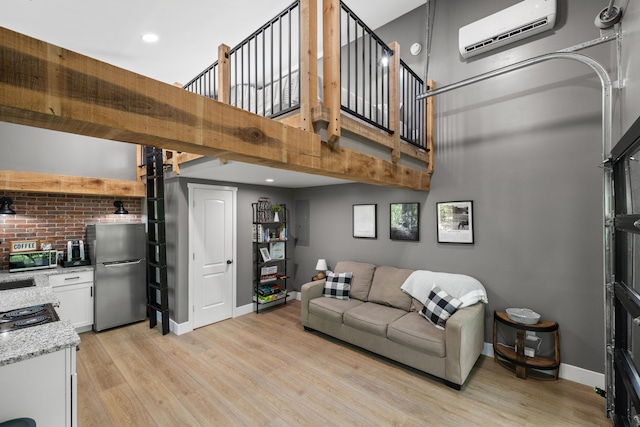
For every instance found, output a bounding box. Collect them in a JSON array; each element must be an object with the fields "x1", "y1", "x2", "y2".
[
  {"x1": 141, "y1": 33, "x2": 159, "y2": 43},
  {"x1": 265, "y1": 178, "x2": 274, "y2": 182}
]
